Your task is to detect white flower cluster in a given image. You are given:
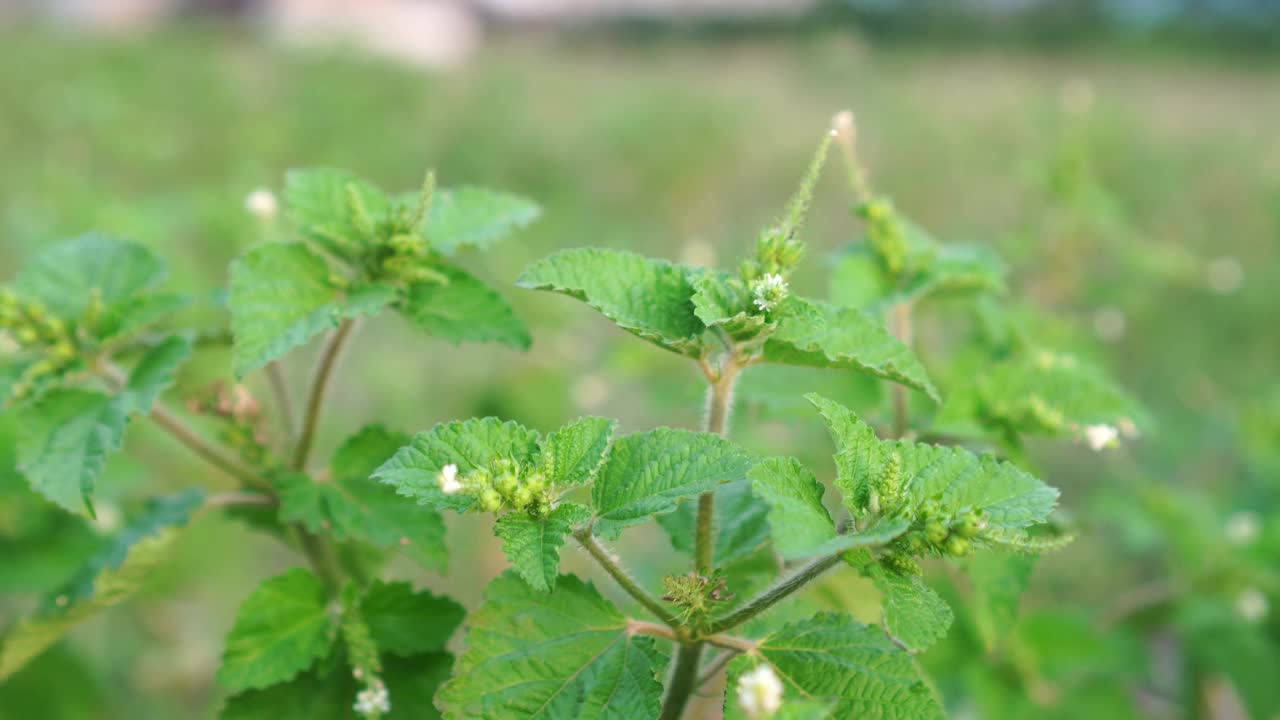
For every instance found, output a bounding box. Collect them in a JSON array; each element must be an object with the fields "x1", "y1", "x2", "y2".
[
  {"x1": 737, "y1": 665, "x2": 783, "y2": 718},
  {"x1": 1083, "y1": 424, "x2": 1119, "y2": 451},
  {"x1": 438, "y1": 463, "x2": 463, "y2": 494},
  {"x1": 752, "y1": 273, "x2": 788, "y2": 313},
  {"x1": 353, "y1": 679, "x2": 391, "y2": 717}
]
